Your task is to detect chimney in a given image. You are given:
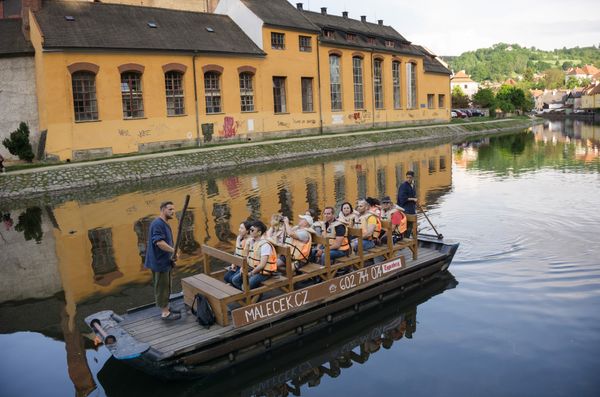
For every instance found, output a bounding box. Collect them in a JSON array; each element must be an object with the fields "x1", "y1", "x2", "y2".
[
  {"x1": 321, "y1": 7, "x2": 327, "y2": 15},
  {"x1": 361, "y1": 16, "x2": 367, "y2": 23},
  {"x1": 21, "y1": 0, "x2": 42, "y2": 40},
  {"x1": 296, "y1": 3, "x2": 303, "y2": 10},
  {"x1": 342, "y1": 11, "x2": 348, "y2": 18},
  {"x1": 378, "y1": 19, "x2": 383, "y2": 26}
]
